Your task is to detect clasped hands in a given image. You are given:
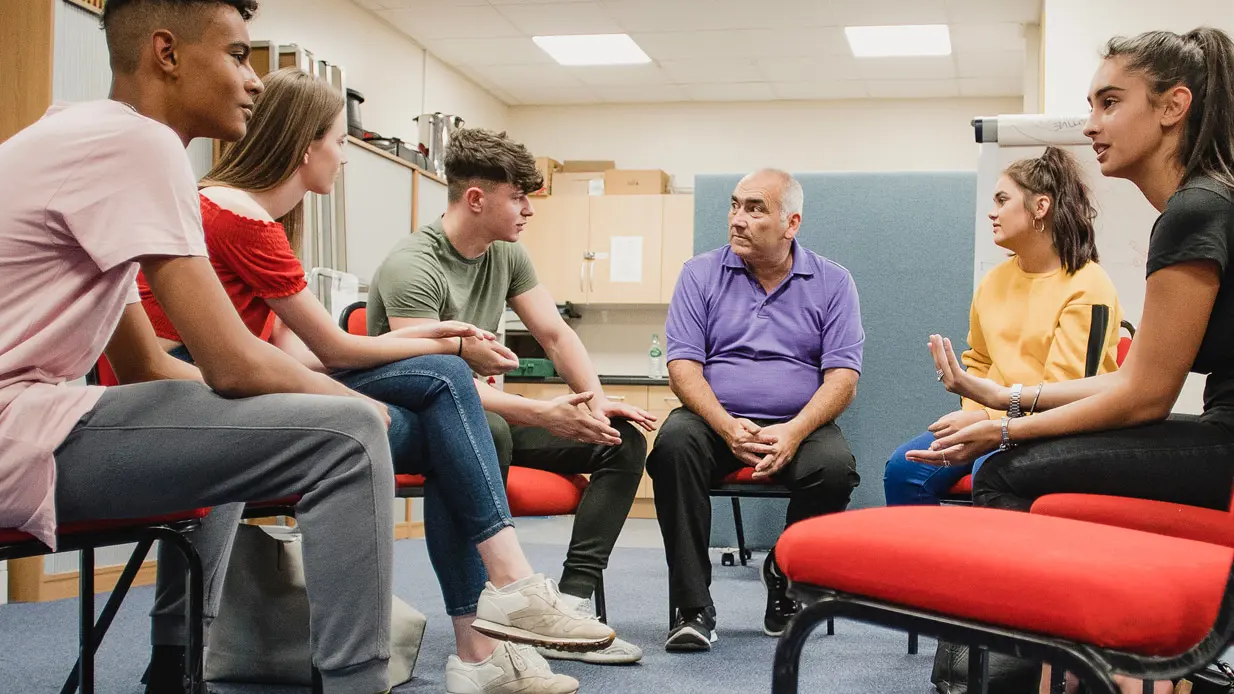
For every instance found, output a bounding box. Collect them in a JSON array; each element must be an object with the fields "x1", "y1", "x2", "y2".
[{"x1": 723, "y1": 417, "x2": 805, "y2": 480}]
